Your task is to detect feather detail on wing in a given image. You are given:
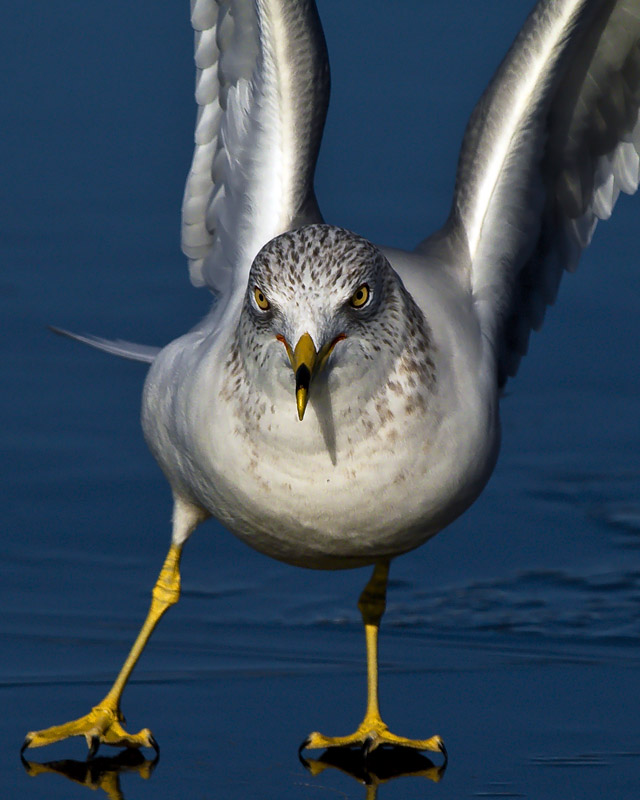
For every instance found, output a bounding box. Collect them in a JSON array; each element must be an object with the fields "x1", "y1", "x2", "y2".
[
  {"x1": 424, "y1": 0, "x2": 640, "y2": 385},
  {"x1": 182, "y1": 0, "x2": 330, "y2": 307},
  {"x1": 49, "y1": 327, "x2": 160, "y2": 363}
]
